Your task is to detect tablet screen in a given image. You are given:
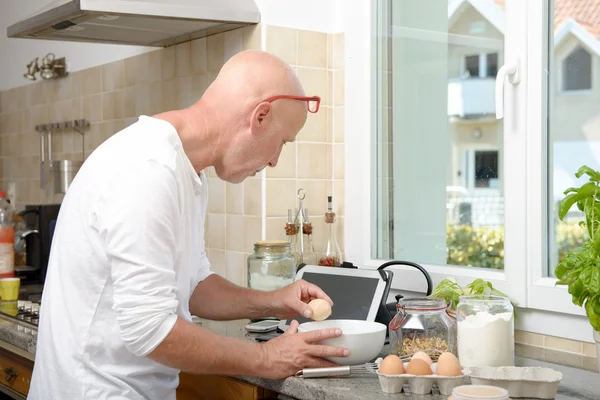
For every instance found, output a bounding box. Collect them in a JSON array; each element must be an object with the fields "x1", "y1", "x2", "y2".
[{"x1": 286, "y1": 271, "x2": 381, "y2": 325}]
